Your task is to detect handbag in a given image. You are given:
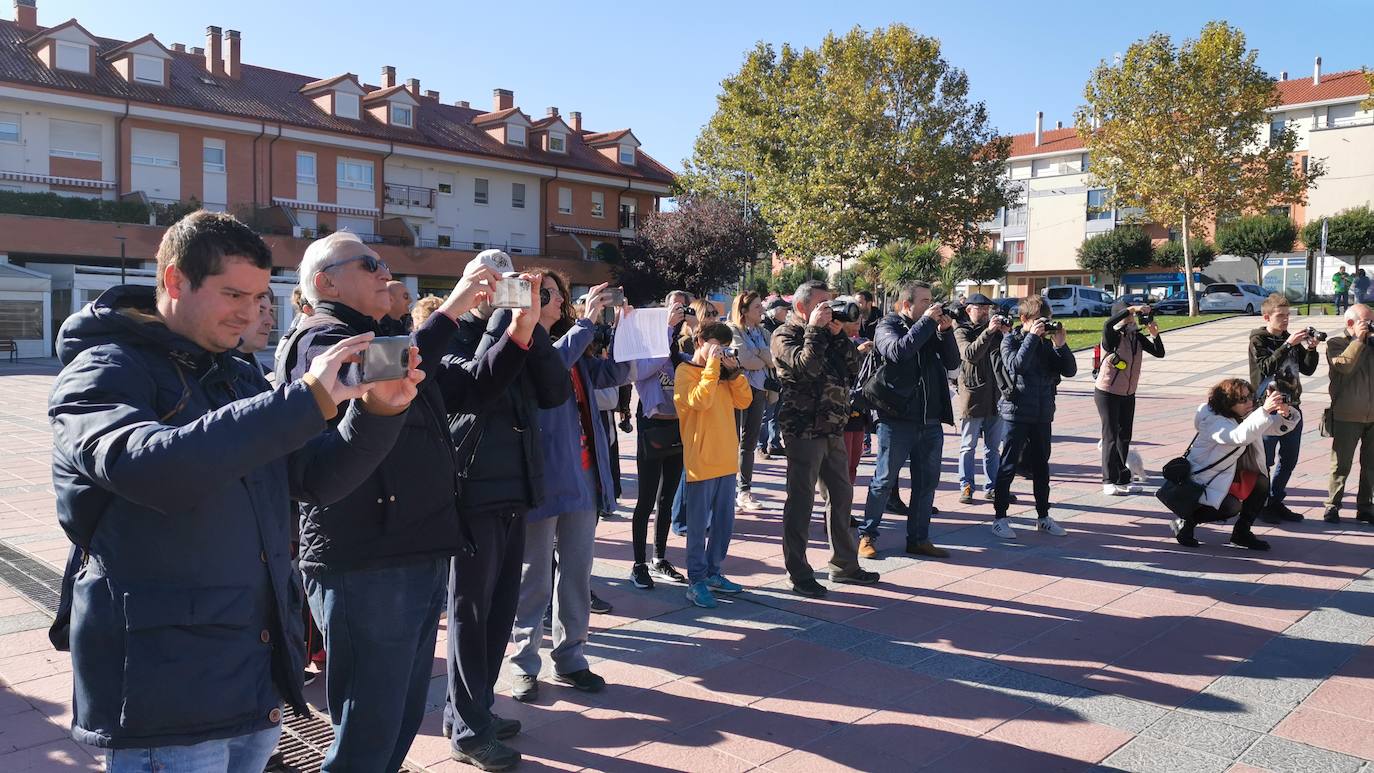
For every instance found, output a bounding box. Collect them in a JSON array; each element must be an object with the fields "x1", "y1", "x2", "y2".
[
  {"x1": 1155, "y1": 433, "x2": 1242, "y2": 518},
  {"x1": 639, "y1": 415, "x2": 683, "y2": 459}
]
